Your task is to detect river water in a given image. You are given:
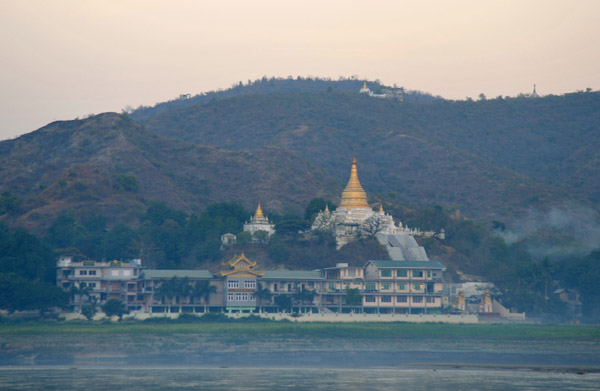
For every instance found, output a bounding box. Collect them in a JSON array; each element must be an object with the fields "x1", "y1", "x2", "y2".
[
  {"x1": 1, "y1": 331, "x2": 599, "y2": 390},
  {"x1": 1, "y1": 366, "x2": 599, "y2": 390}
]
